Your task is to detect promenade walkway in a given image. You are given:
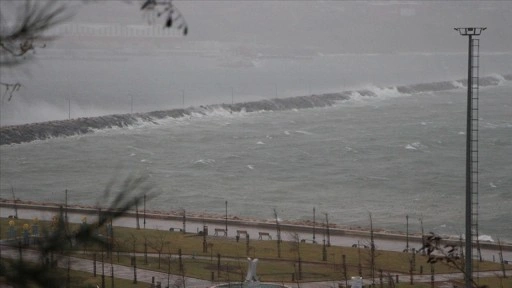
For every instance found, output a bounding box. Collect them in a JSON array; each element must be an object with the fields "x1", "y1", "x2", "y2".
[
  {"x1": 2, "y1": 206, "x2": 511, "y2": 262},
  {"x1": 1, "y1": 205, "x2": 511, "y2": 287}
]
